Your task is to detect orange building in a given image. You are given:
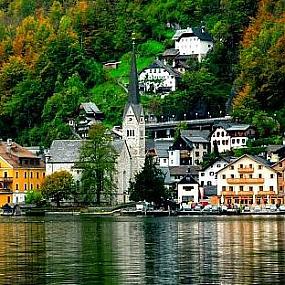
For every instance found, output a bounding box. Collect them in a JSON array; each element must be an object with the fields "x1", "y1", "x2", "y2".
[{"x1": 0, "y1": 140, "x2": 45, "y2": 206}]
